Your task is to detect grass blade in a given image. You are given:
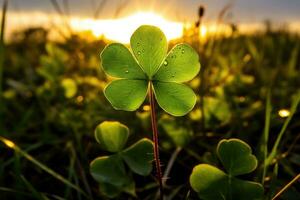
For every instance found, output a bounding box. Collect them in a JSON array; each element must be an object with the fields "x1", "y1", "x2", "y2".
[
  {"x1": 0, "y1": 136, "x2": 89, "y2": 198},
  {"x1": 261, "y1": 90, "x2": 272, "y2": 184},
  {"x1": 272, "y1": 173, "x2": 300, "y2": 200},
  {"x1": 20, "y1": 175, "x2": 50, "y2": 200},
  {"x1": 0, "y1": 187, "x2": 33, "y2": 197},
  {"x1": 266, "y1": 90, "x2": 300, "y2": 165}
]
